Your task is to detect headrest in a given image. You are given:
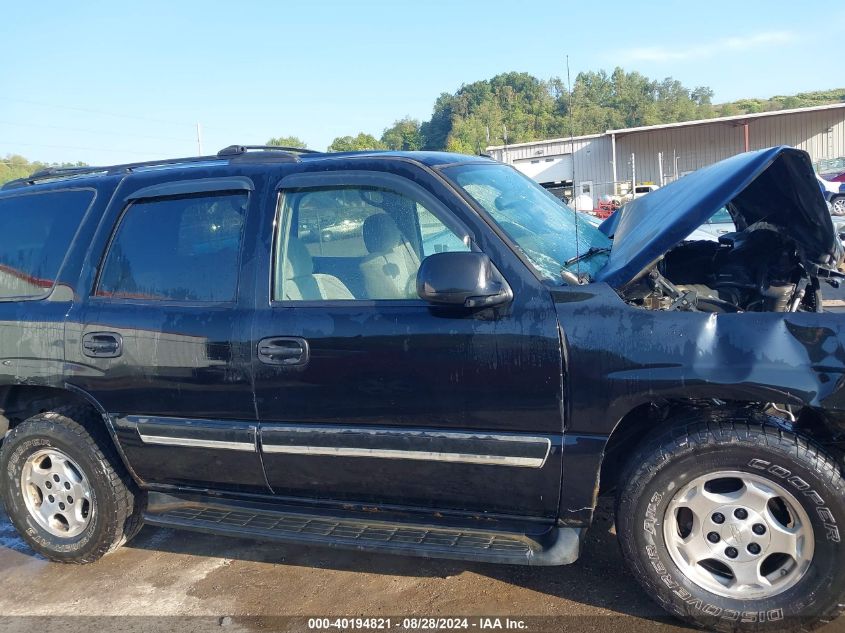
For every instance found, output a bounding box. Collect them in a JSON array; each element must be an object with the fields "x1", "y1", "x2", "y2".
[
  {"x1": 363, "y1": 213, "x2": 402, "y2": 253},
  {"x1": 284, "y1": 236, "x2": 314, "y2": 278}
]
